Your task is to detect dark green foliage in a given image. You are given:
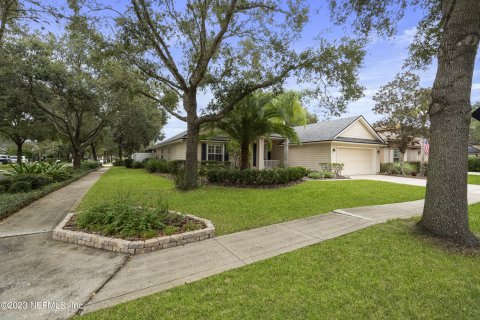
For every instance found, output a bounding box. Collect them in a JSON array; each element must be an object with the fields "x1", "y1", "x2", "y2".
[
  {"x1": 124, "y1": 158, "x2": 134, "y2": 168},
  {"x1": 308, "y1": 171, "x2": 333, "y2": 179},
  {"x1": 380, "y1": 162, "x2": 417, "y2": 175},
  {"x1": 168, "y1": 160, "x2": 185, "y2": 174},
  {"x1": 206, "y1": 167, "x2": 308, "y2": 185},
  {"x1": 144, "y1": 159, "x2": 169, "y2": 173},
  {"x1": 8, "y1": 181, "x2": 32, "y2": 193},
  {"x1": 468, "y1": 158, "x2": 480, "y2": 172},
  {"x1": 0, "y1": 185, "x2": 5, "y2": 193},
  {"x1": 198, "y1": 161, "x2": 231, "y2": 176},
  {"x1": 0, "y1": 177, "x2": 13, "y2": 190},
  {"x1": 49, "y1": 171, "x2": 73, "y2": 182},
  {"x1": 81, "y1": 160, "x2": 102, "y2": 170},
  {"x1": 113, "y1": 159, "x2": 125, "y2": 166},
  {"x1": 76, "y1": 198, "x2": 172, "y2": 239},
  {"x1": 13, "y1": 174, "x2": 53, "y2": 189},
  {"x1": 0, "y1": 170, "x2": 89, "y2": 220},
  {"x1": 131, "y1": 161, "x2": 144, "y2": 169}
]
